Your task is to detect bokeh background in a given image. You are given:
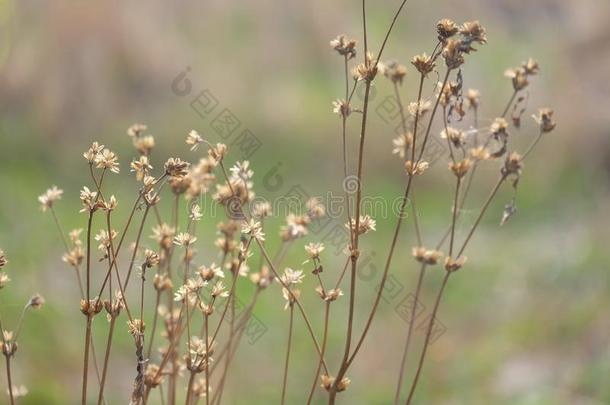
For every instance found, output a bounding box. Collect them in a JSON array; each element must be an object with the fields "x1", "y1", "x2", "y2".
[{"x1": 1, "y1": 0, "x2": 609, "y2": 404}]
